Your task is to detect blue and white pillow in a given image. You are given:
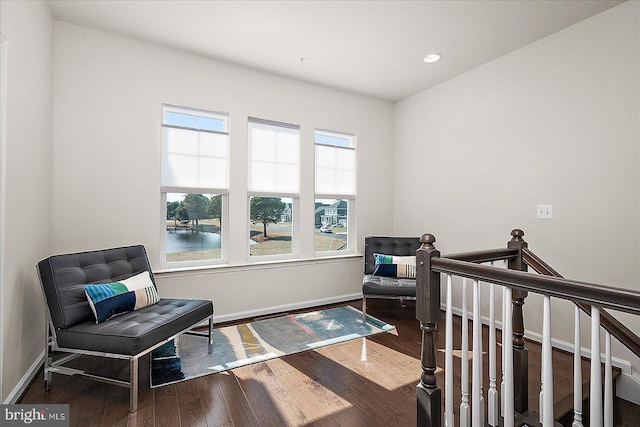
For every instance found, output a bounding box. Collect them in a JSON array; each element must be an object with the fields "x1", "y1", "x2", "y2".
[
  {"x1": 84, "y1": 271, "x2": 160, "y2": 323},
  {"x1": 373, "y1": 253, "x2": 416, "y2": 279}
]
